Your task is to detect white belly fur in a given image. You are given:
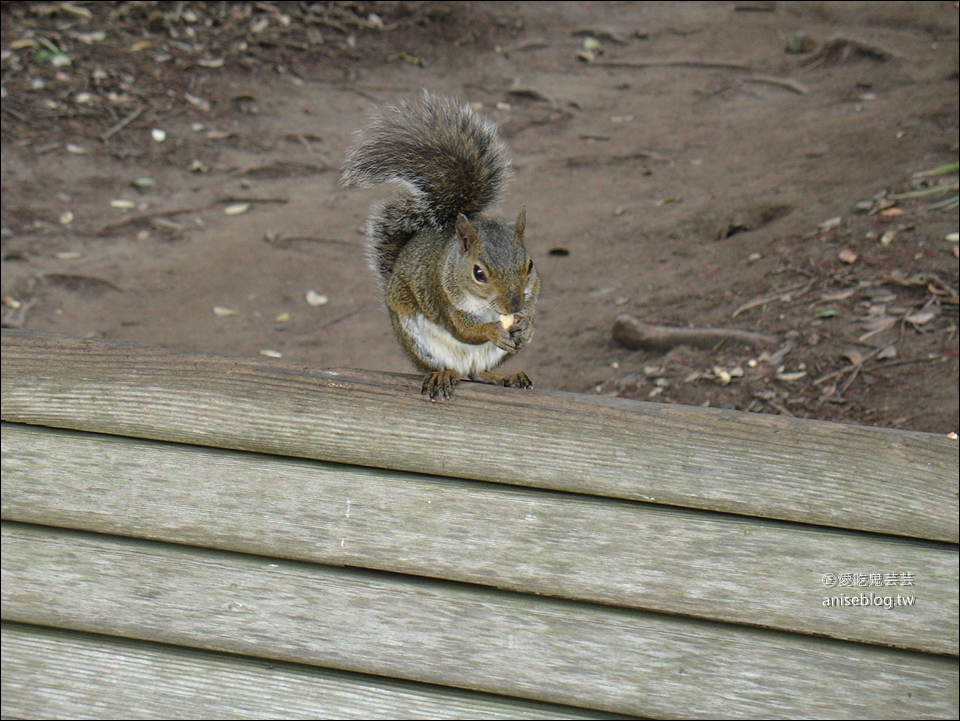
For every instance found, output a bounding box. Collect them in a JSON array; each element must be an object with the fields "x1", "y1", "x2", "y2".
[{"x1": 401, "y1": 313, "x2": 508, "y2": 377}]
